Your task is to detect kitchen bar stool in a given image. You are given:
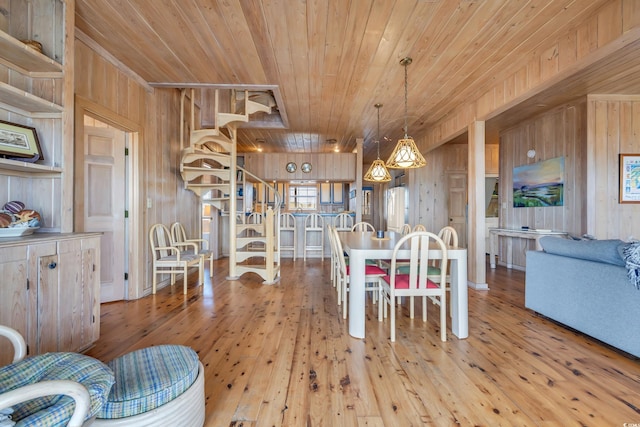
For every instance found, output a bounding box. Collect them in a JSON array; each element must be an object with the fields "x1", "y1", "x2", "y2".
[
  {"x1": 333, "y1": 212, "x2": 353, "y2": 231},
  {"x1": 280, "y1": 212, "x2": 297, "y2": 260},
  {"x1": 303, "y1": 213, "x2": 324, "y2": 260}
]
